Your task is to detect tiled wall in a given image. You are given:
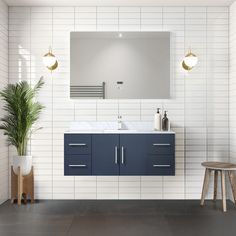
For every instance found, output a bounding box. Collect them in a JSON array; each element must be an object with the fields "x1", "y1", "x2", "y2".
[
  {"x1": 230, "y1": 2, "x2": 236, "y2": 166},
  {"x1": 9, "y1": 6, "x2": 229, "y2": 199},
  {"x1": 0, "y1": 0, "x2": 8, "y2": 204}
]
